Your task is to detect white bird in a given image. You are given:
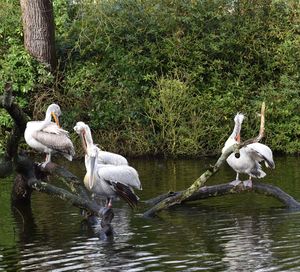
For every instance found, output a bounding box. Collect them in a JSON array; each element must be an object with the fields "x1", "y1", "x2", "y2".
[
  {"x1": 74, "y1": 122, "x2": 142, "y2": 208},
  {"x1": 73, "y1": 121, "x2": 128, "y2": 166},
  {"x1": 222, "y1": 113, "x2": 275, "y2": 188},
  {"x1": 24, "y1": 104, "x2": 75, "y2": 166}
]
